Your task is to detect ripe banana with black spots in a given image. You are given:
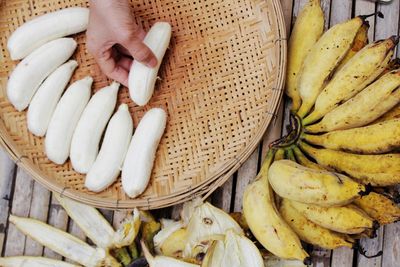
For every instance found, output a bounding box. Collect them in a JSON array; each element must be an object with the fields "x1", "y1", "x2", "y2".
[
  {"x1": 336, "y1": 22, "x2": 369, "y2": 70},
  {"x1": 289, "y1": 201, "x2": 375, "y2": 234},
  {"x1": 243, "y1": 151, "x2": 309, "y2": 261},
  {"x1": 268, "y1": 160, "x2": 365, "y2": 206},
  {"x1": 374, "y1": 103, "x2": 400, "y2": 123},
  {"x1": 354, "y1": 192, "x2": 400, "y2": 225},
  {"x1": 306, "y1": 69, "x2": 400, "y2": 133},
  {"x1": 303, "y1": 37, "x2": 396, "y2": 125},
  {"x1": 286, "y1": 0, "x2": 324, "y2": 112},
  {"x1": 303, "y1": 119, "x2": 400, "y2": 154},
  {"x1": 300, "y1": 142, "x2": 400, "y2": 186},
  {"x1": 296, "y1": 16, "x2": 365, "y2": 118},
  {"x1": 280, "y1": 199, "x2": 354, "y2": 249}
]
